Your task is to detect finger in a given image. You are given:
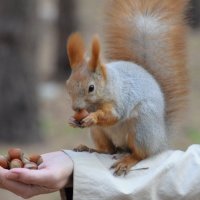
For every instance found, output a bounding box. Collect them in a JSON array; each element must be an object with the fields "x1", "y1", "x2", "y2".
[
  {"x1": 7, "y1": 168, "x2": 68, "y2": 191},
  {"x1": 4, "y1": 179, "x2": 56, "y2": 198},
  {"x1": 1, "y1": 168, "x2": 57, "y2": 198},
  {"x1": 6, "y1": 168, "x2": 52, "y2": 186}
]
